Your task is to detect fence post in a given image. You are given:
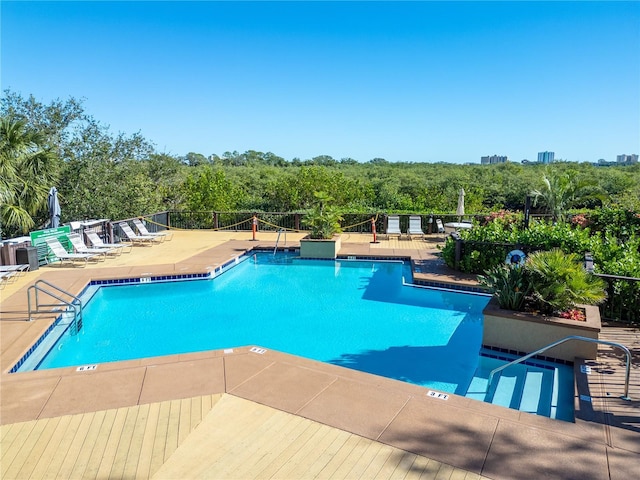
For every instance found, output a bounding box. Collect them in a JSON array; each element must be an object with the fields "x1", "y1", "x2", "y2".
[
  {"x1": 524, "y1": 195, "x2": 532, "y2": 229},
  {"x1": 370, "y1": 217, "x2": 379, "y2": 244},
  {"x1": 252, "y1": 215, "x2": 258, "y2": 241},
  {"x1": 452, "y1": 233, "x2": 462, "y2": 270}
]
